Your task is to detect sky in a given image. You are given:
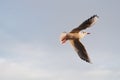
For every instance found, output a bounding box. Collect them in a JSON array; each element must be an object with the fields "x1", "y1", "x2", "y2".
[{"x1": 0, "y1": 0, "x2": 120, "y2": 80}]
